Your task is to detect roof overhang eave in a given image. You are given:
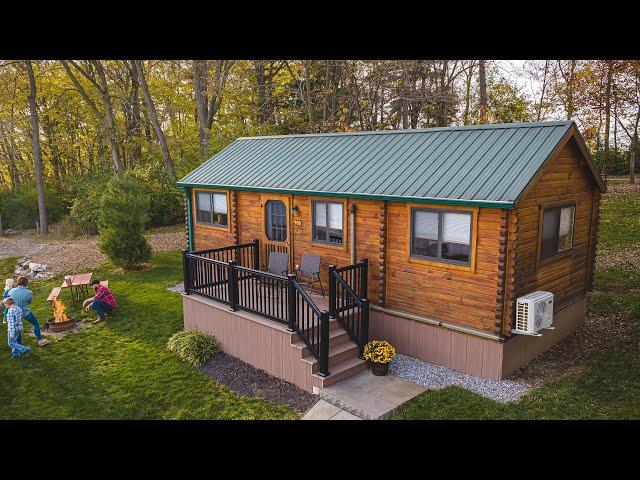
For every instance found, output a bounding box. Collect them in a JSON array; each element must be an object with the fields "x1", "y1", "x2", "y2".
[{"x1": 175, "y1": 182, "x2": 515, "y2": 209}]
